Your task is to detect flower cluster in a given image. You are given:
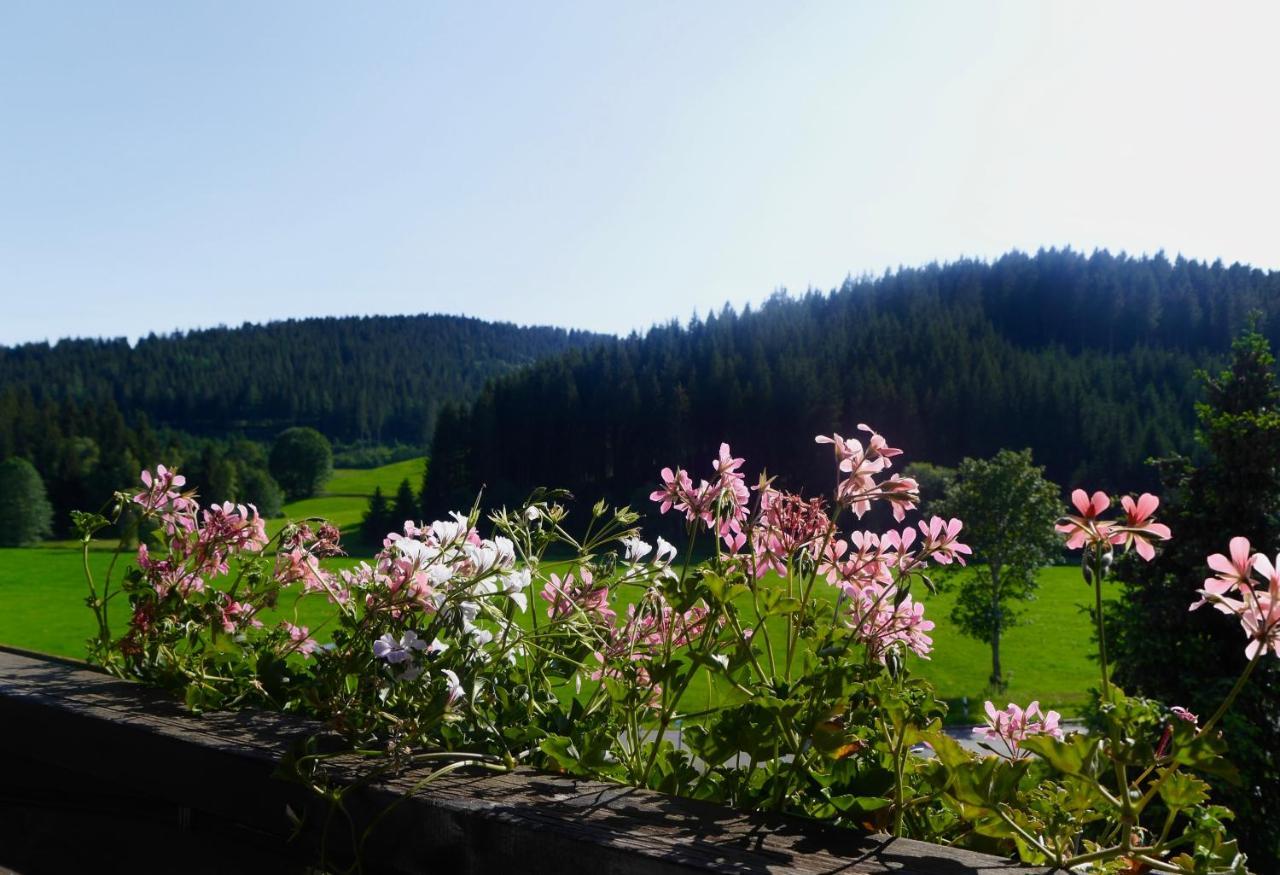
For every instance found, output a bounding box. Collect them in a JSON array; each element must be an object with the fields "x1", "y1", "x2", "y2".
[
  {"x1": 1192, "y1": 536, "x2": 1280, "y2": 660},
  {"x1": 592, "y1": 591, "x2": 716, "y2": 703},
  {"x1": 842, "y1": 580, "x2": 935, "y2": 660},
  {"x1": 752, "y1": 490, "x2": 832, "y2": 577},
  {"x1": 815, "y1": 425, "x2": 918, "y2": 519},
  {"x1": 541, "y1": 569, "x2": 616, "y2": 624},
  {"x1": 340, "y1": 516, "x2": 527, "y2": 626},
  {"x1": 650, "y1": 443, "x2": 751, "y2": 551},
  {"x1": 651, "y1": 428, "x2": 968, "y2": 664},
  {"x1": 1056, "y1": 489, "x2": 1171, "y2": 561},
  {"x1": 131, "y1": 471, "x2": 269, "y2": 602},
  {"x1": 973, "y1": 700, "x2": 1064, "y2": 760},
  {"x1": 133, "y1": 464, "x2": 195, "y2": 518}
]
